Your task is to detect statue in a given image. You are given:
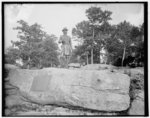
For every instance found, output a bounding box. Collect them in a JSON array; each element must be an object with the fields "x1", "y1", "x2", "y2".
[{"x1": 59, "y1": 27, "x2": 72, "y2": 68}]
